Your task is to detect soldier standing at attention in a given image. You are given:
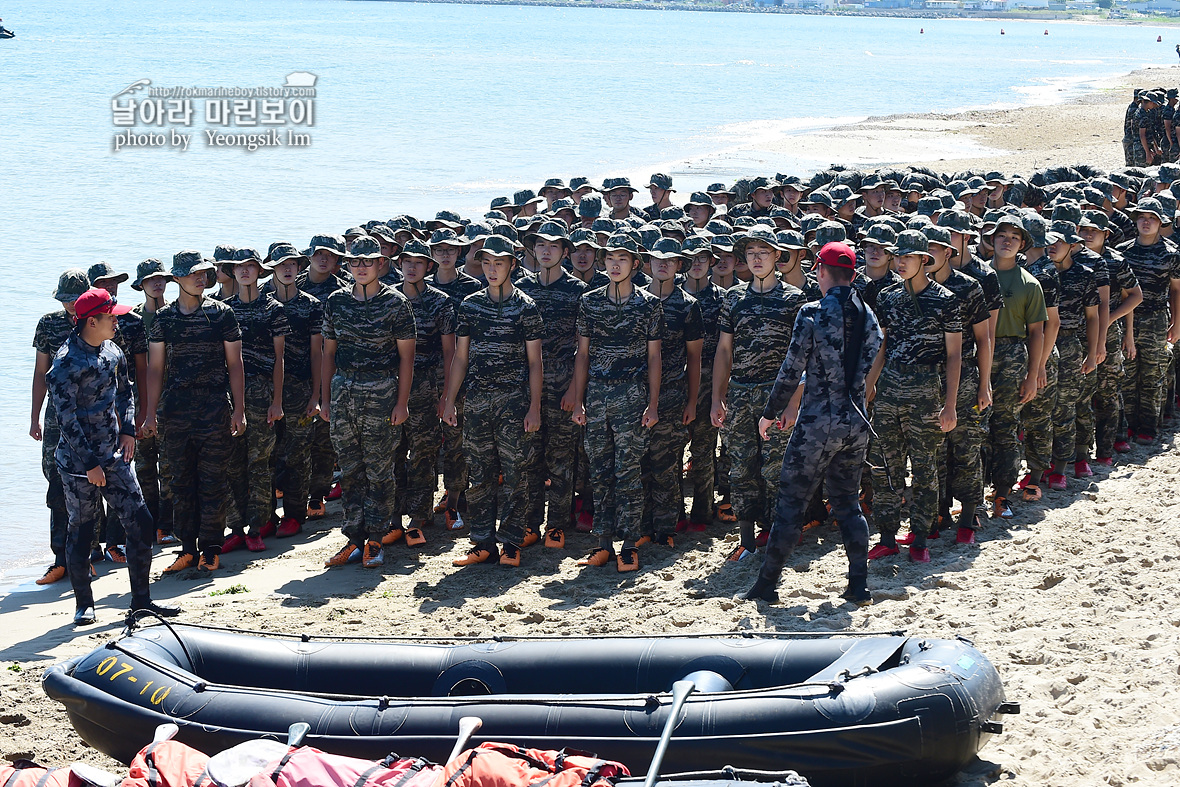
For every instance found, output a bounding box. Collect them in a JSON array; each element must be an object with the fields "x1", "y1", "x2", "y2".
[
  {"x1": 518, "y1": 222, "x2": 587, "y2": 549},
  {"x1": 744, "y1": 243, "x2": 882, "y2": 604},
  {"x1": 866, "y1": 231, "x2": 961, "y2": 563},
  {"x1": 711, "y1": 228, "x2": 808, "y2": 562},
  {"x1": 320, "y1": 236, "x2": 417, "y2": 569},
  {"x1": 142, "y1": 251, "x2": 246, "y2": 574},
  {"x1": 571, "y1": 233, "x2": 663, "y2": 573},
  {"x1": 48, "y1": 289, "x2": 181, "y2": 625},
  {"x1": 443, "y1": 236, "x2": 544, "y2": 568},
  {"x1": 30, "y1": 270, "x2": 90, "y2": 585},
  {"x1": 682, "y1": 236, "x2": 724, "y2": 531}
]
